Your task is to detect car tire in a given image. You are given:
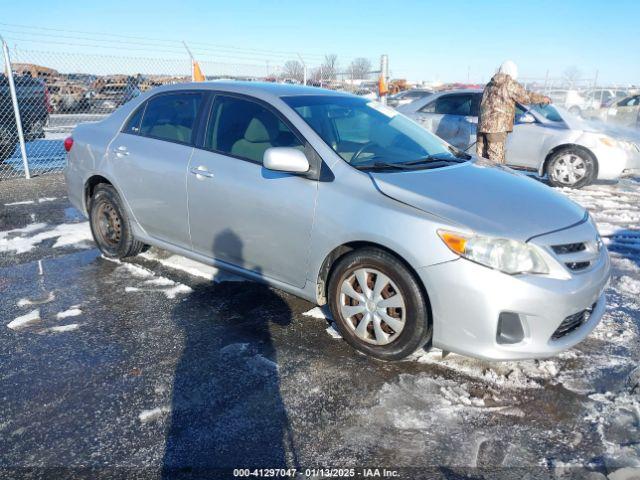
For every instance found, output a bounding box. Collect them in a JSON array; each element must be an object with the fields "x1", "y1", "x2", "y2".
[
  {"x1": 327, "y1": 248, "x2": 432, "y2": 361},
  {"x1": 89, "y1": 184, "x2": 146, "y2": 259},
  {"x1": 569, "y1": 106, "x2": 581, "y2": 116},
  {"x1": 546, "y1": 147, "x2": 596, "y2": 189}
]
